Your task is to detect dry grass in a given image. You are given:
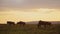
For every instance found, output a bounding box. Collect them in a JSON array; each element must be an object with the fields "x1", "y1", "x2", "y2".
[{"x1": 0, "y1": 24, "x2": 60, "y2": 34}]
